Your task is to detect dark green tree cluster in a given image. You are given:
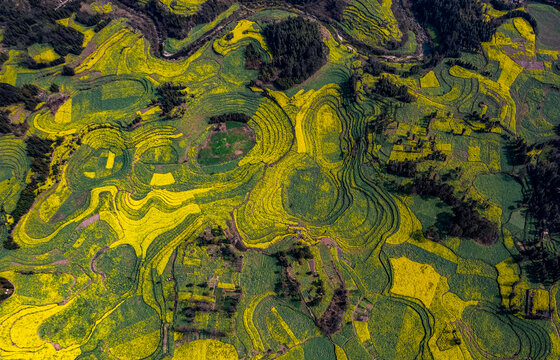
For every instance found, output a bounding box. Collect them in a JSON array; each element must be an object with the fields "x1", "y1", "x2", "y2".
[
  {"x1": 528, "y1": 140, "x2": 560, "y2": 234},
  {"x1": 61, "y1": 66, "x2": 76, "y2": 77},
  {"x1": 0, "y1": 277, "x2": 14, "y2": 301},
  {"x1": 215, "y1": 287, "x2": 242, "y2": 316},
  {"x1": 0, "y1": 52, "x2": 8, "y2": 67},
  {"x1": 447, "y1": 202, "x2": 498, "y2": 245},
  {"x1": 23, "y1": 56, "x2": 65, "y2": 70},
  {"x1": 489, "y1": 0, "x2": 523, "y2": 11},
  {"x1": 0, "y1": 111, "x2": 11, "y2": 135},
  {"x1": 369, "y1": 77, "x2": 414, "y2": 103},
  {"x1": 519, "y1": 244, "x2": 560, "y2": 286},
  {"x1": 196, "y1": 226, "x2": 228, "y2": 246},
  {"x1": 74, "y1": 10, "x2": 102, "y2": 26},
  {"x1": 25, "y1": 136, "x2": 54, "y2": 183},
  {"x1": 4, "y1": 136, "x2": 54, "y2": 250},
  {"x1": 208, "y1": 113, "x2": 251, "y2": 124},
  {"x1": 0, "y1": 83, "x2": 40, "y2": 111},
  {"x1": 73, "y1": 10, "x2": 111, "y2": 34},
  {"x1": 509, "y1": 137, "x2": 530, "y2": 166},
  {"x1": 257, "y1": 17, "x2": 327, "y2": 89},
  {"x1": 177, "y1": 288, "x2": 241, "y2": 322},
  {"x1": 142, "y1": 0, "x2": 193, "y2": 40},
  {"x1": 366, "y1": 106, "x2": 395, "y2": 134},
  {"x1": 406, "y1": 173, "x2": 498, "y2": 244},
  {"x1": 363, "y1": 58, "x2": 398, "y2": 76},
  {"x1": 287, "y1": 244, "x2": 313, "y2": 261},
  {"x1": 154, "y1": 82, "x2": 187, "y2": 116},
  {"x1": 306, "y1": 278, "x2": 325, "y2": 307},
  {"x1": 464, "y1": 111, "x2": 500, "y2": 132},
  {"x1": 0, "y1": 0, "x2": 84, "y2": 56},
  {"x1": 386, "y1": 159, "x2": 417, "y2": 177},
  {"x1": 411, "y1": 0, "x2": 495, "y2": 57},
  {"x1": 275, "y1": 267, "x2": 301, "y2": 301},
  {"x1": 196, "y1": 226, "x2": 243, "y2": 270}
]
